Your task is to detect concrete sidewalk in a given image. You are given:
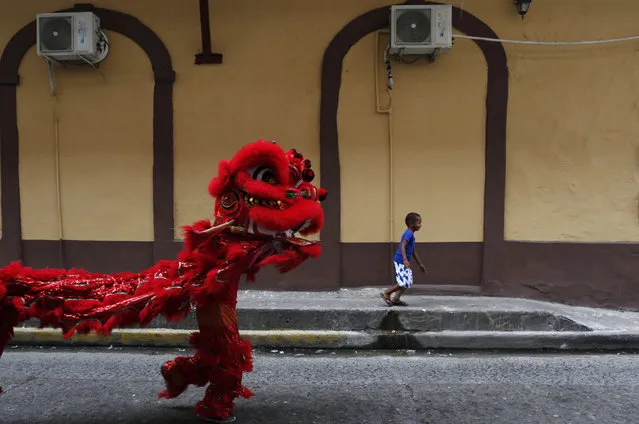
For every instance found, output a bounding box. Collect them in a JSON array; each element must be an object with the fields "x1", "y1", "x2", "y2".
[{"x1": 11, "y1": 288, "x2": 639, "y2": 351}]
